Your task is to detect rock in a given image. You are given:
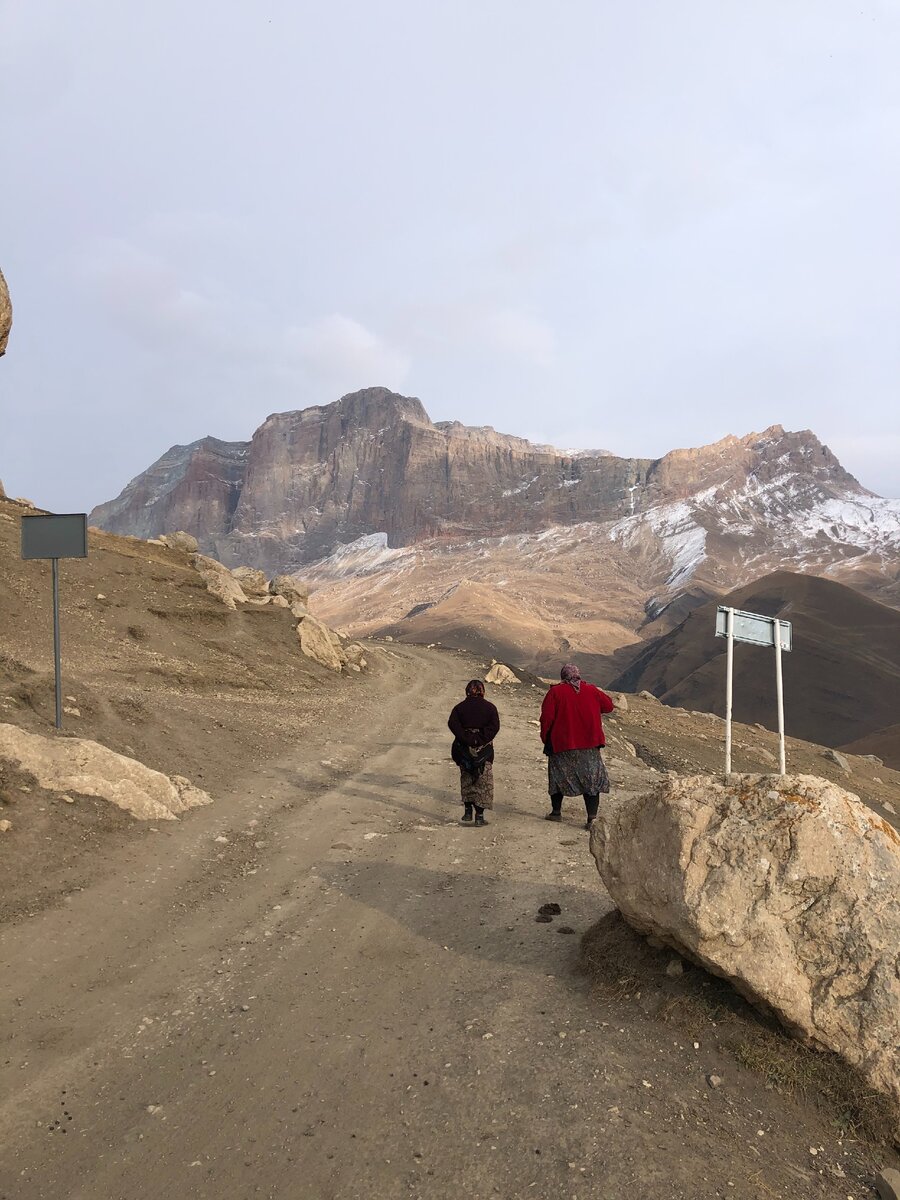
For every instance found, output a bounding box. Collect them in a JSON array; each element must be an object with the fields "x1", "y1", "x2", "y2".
[
  {"x1": 706, "y1": 1074, "x2": 723, "y2": 1088},
  {"x1": 159, "y1": 531, "x2": 199, "y2": 554},
  {"x1": 485, "y1": 662, "x2": 521, "y2": 685},
  {"x1": 862, "y1": 754, "x2": 884, "y2": 766},
  {"x1": 538, "y1": 903, "x2": 562, "y2": 916},
  {"x1": 343, "y1": 642, "x2": 368, "y2": 667},
  {"x1": 613, "y1": 693, "x2": 628, "y2": 710},
  {"x1": 822, "y1": 748, "x2": 851, "y2": 772},
  {"x1": 296, "y1": 614, "x2": 344, "y2": 672},
  {"x1": 270, "y1": 594, "x2": 289, "y2": 608},
  {"x1": 876, "y1": 1168, "x2": 900, "y2": 1200},
  {"x1": 638, "y1": 690, "x2": 657, "y2": 702},
  {"x1": 271, "y1": 575, "x2": 310, "y2": 607},
  {"x1": 192, "y1": 553, "x2": 248, "y2": 610},
  {"x1": 0, "y1": 723, "x2": 212, "y2": 821},
  {"x1": 0, "y1": 267, "x2": 11, "y2": 356},
  {"x1": 535, "y1": 914, "x2": 553, "y2": 924},
  {"x1": 590, "y1": 773, "x2": 900, "y2": 1127},
  {"x1": 0, "y1": 819, "x2": 11, "y2": 832},
  {"x1": 756, "y1": 748, "x2": 777, "y2": 765},
  {"x1": 665, "y1": 957, "x2": 684, "y2": 978},
  {"x1": 621, "y1": 740, "x2": 637, "y2": 757},
  {"x1": 230, "y1": 566, "x2": 270, "y2": 598}
]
